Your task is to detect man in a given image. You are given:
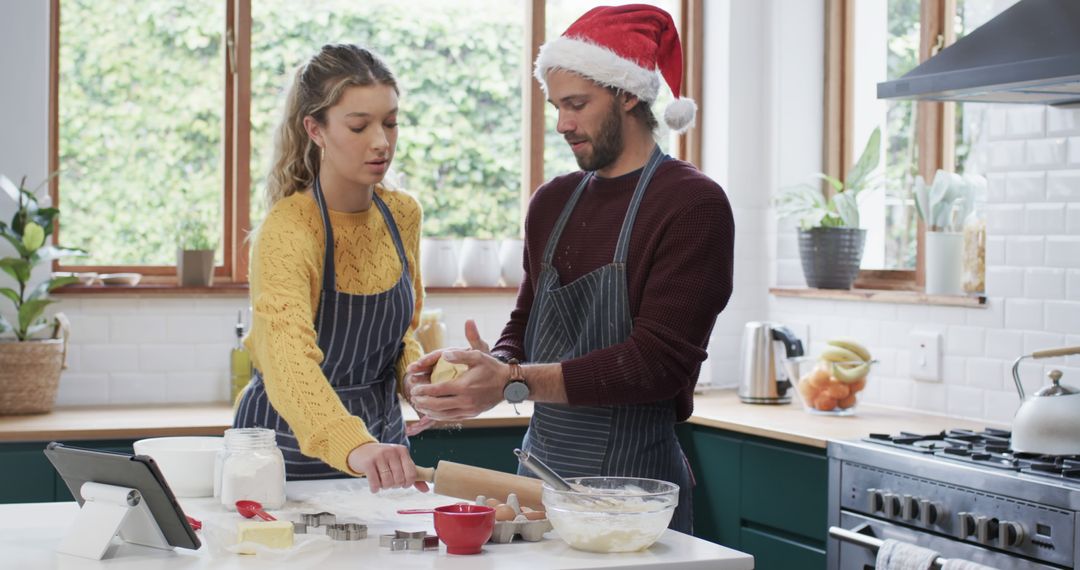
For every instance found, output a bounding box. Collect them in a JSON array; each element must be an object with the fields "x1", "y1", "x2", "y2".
[{"x1": 407, "y1": 4, "x2": 734, "y2": 532}]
